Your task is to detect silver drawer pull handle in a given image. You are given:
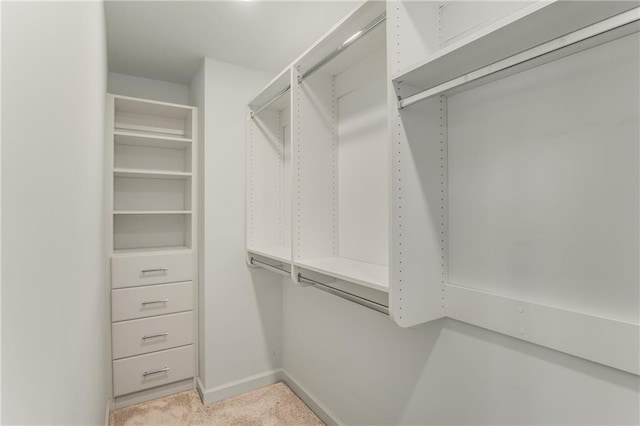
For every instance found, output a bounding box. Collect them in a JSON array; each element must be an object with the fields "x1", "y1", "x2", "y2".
[
  {"x1": 141, "y1": 299, "x2": 169, "y2": 305},
  {"x1": 142, "y1": 332, "x2": 169, "y2": 340},
  {"x1": 142, "y1": 367, "x2": 170, "y2": 377},
  {"x1": 141, "y1": 268, "x2": 169, "y2": 274}
]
